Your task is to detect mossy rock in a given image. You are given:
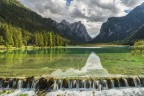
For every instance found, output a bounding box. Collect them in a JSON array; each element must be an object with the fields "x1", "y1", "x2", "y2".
[
  {"x1": 19, "y1": 93, "x2": 28, "y2": 96},
  {"x1": 0, "y1": 90, "x2": 14, "y2": 95}
]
